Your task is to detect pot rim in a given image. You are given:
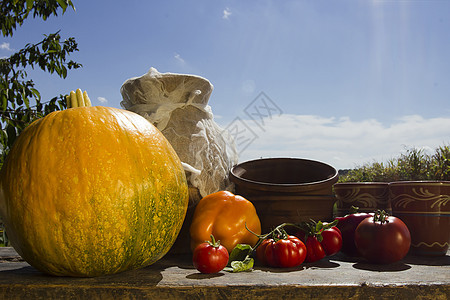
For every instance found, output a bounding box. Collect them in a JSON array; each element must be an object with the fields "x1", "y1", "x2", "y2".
[
  {"x1": 389, "y1": 180, "x2": 450, "y2": 186},
  {"x1": 230, "y1": 157, "x2": 338, "y2": 192},
  {"x1": 334, "y1": 182, "x2": 389, "y2": 186}
]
